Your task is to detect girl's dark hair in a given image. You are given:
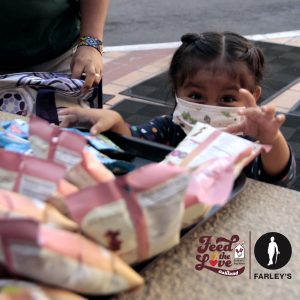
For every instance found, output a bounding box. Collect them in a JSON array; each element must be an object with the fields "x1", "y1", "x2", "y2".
[{"x1": 169, "y1": 31, "x2": 265, "y2": 91}]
